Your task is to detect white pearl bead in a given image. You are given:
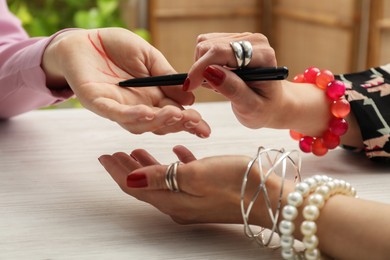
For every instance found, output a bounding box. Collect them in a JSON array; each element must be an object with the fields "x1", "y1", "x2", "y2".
[
  {"x1": 339, "y1": 179, "x2": 346, "y2": 190},
  {"x1": 295, "y1": 182, "x2": 310, "y2": 197},
  {"x1": 333, "y1": 179, "x2": 341, "y2": 191},
  {"x1": 313, "y1": 175, "x2": 323, "y2": 185},
  {"x1": 303, "y1": 205, "x2": 320, "y2": 221},
  {"x1": 305, "y1": 248, "x2": 321, "y2": 260},
  {"x1": 351, "y1": 187, "x2": 357, "y2": 197},
  {"x1": 280, "y1": 234, "x2": 294, "y2": 248},
  {"x1": 300, "y1": 220, "x2": 317, "y2": 236},
  {"x1": 287, "y1": 192, "x2": 303, "y2": 207},
  {"x1": 315, "y1": 185, "x2": 331, "y2": 200},
  {"x1": 304, "y1": 178, "x2": 318, "y2": 192},
  {"x1": 282, "y1": 205, "x2": 298, "y2": 221},
  {"x1": 308, "y1": 193, "x2": 325, "y2": 208},
  {"x1": 281, "y1": 248, "x2": 294, "y2": 259},
  {"x1": 303, "y1": 234, "x2": 319, "y2": 250},
  {"x1": 279, "y1": 220, "x2": 295, "y2": 235}
]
